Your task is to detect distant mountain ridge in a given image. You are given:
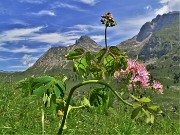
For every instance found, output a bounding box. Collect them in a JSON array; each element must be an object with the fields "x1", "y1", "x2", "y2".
[
  {"x1": 26, "y1": 35, "x2": 102, "y2": 74},
  {"x1": 1, "y1": 11, "x2": 179, "y2": 85},
  {"x1": 24, "y1": 11, "x2": 180, "y2": 76},
  {"x1": 117, "y1": 11, "x2": 179, "y2": 59},
  {"x1": 136, "y1": 11, "x2": 179, "y2": 42}
]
